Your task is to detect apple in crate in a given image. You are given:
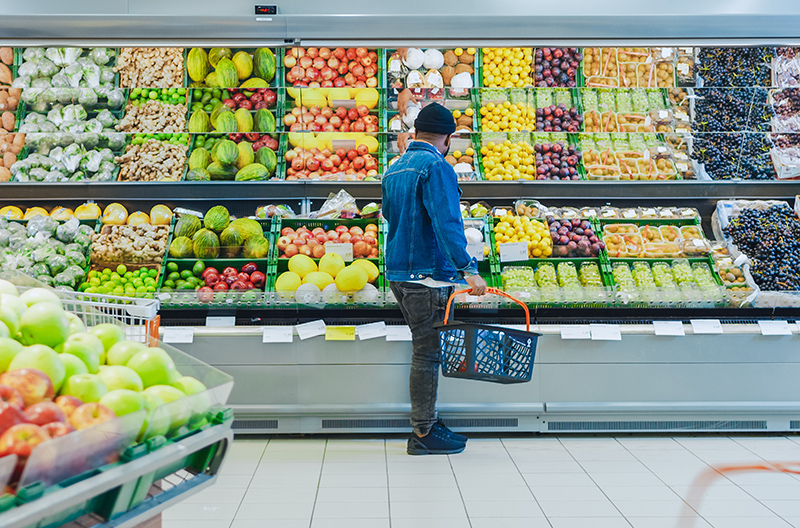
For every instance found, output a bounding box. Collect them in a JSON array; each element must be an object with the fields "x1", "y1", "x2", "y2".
[
  {"x1": 0, "y1": 401, "x2": 26, "y2": 436},
  {"x1": 8, "y1": 345, "x2": 66, "y2": 393},
  {"x1": 54, "y1": 395, "x2": 83, "y2": 417},
  {"x1": 0, "y1": 423, "x2": 49, "y2": 458},
  {"x1": 24, "y1": 401, "x2": 67, "y2": 426},
  {"x1": 60, "y1": 332, "x2": 104, "y2": 374},
  {"x1": 42, "y1": 421, "x2": 75, "y2": 439},
  {"x1": 0, "y1": 368, "x2": 55, "y2": 408},
  {"x1": 126, "y1": 348, "x2": 178, "y2": 388},
  {"x1": 0, "y1": 337, "x2": 23, "y2": 373},
  {"x1": 69, "y1": 403, "x2": 117, "y2": 430},
  {"x1": 89, "y1": 323, "x2": 127, "y2": 362},
  {"x1": 99, "y1": 389, "x2": 148, "y2": 417},
  {"x1": 106, "y1": 340, "x2": 147, "y2": 367},
  {"x1": 60, "y1": 373, "x2": 108, "y2": 403},
  {"x1": 18, "y1": 302, "x2": 70, "y2": 349},
  {"x1": 97, "y1": 365, "x2": 144, "y2": 392},
  {"x1": 0, "y1": 384, "x2": 24, "y2": 409}
]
